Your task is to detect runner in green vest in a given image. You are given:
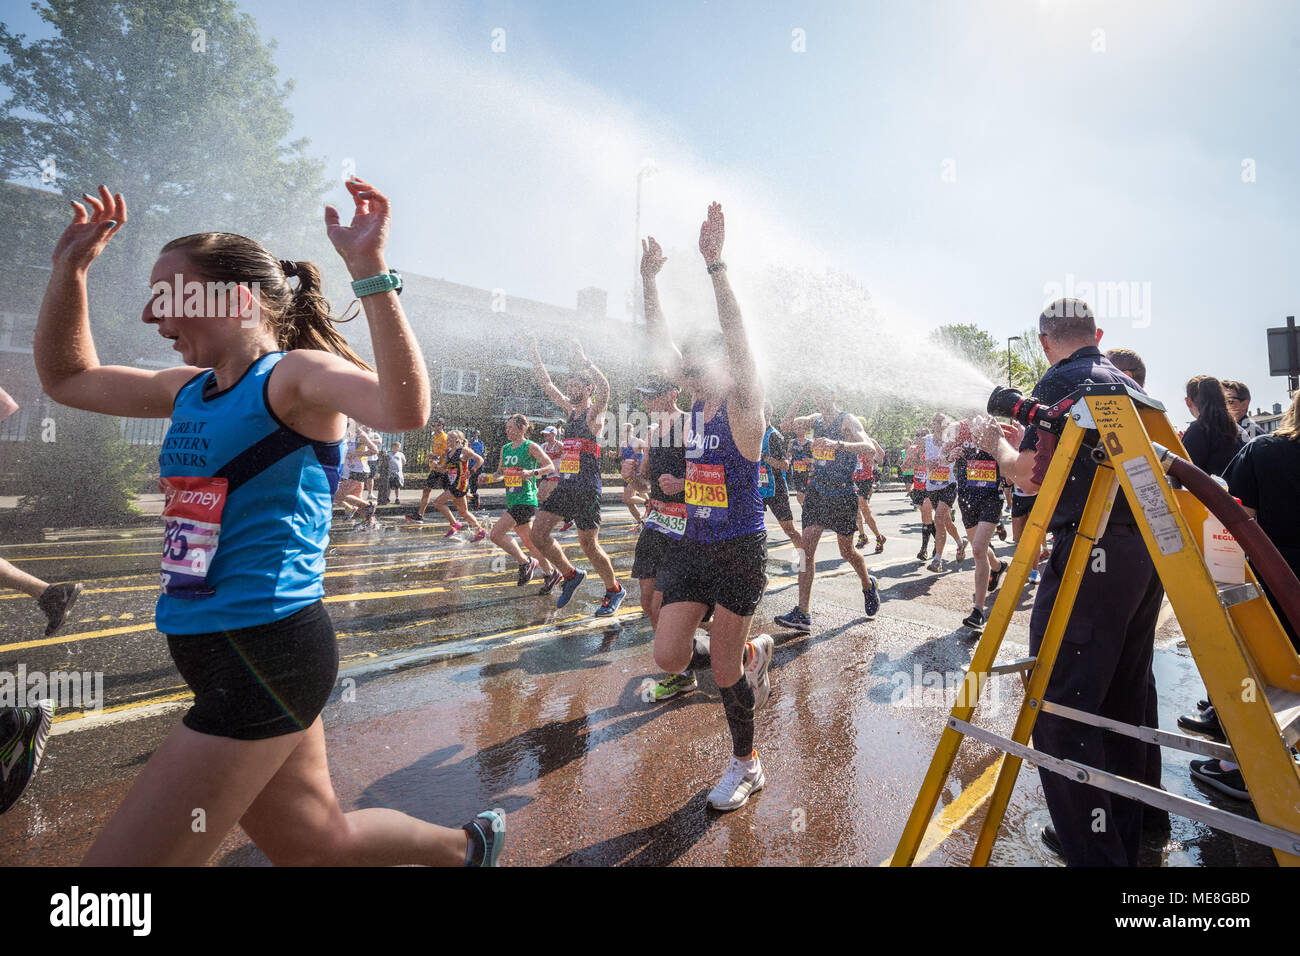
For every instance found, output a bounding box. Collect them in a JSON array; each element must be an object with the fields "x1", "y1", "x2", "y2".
[{"x1": 488, "y1": 413, "x2": 560, "y2": 588}]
